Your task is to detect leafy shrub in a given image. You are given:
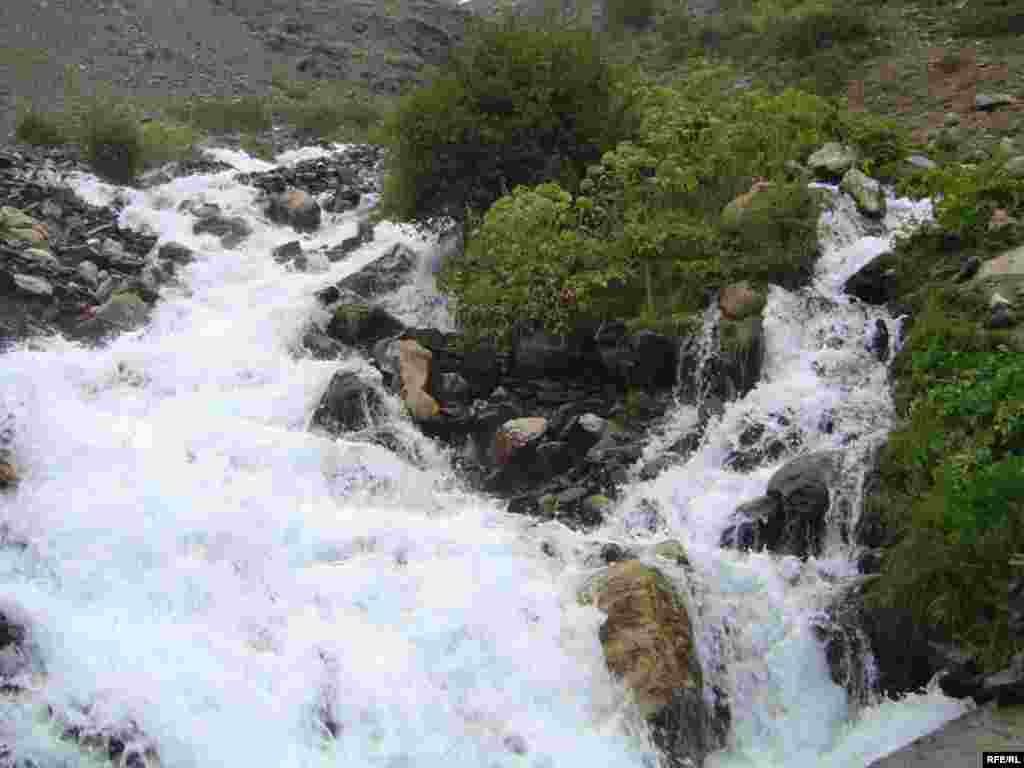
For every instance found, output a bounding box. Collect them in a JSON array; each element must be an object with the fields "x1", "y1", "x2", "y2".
[
  {"x1": 439, "y1": 182, "x2": 625, "y2": 346},
  {"x1": 139, "y1": 120, "x2": 200, "y2": 166},
  {"x1": 953, "y1": 0, "x2": 1024, "y2": 38},
  {"x1": 81, "y1": 102, "x2": 144, "y2": 183},
  {"x1": 768, "y1": 1, "x2": 876, "y2": 59},
  {"x1": 15, "y1": 109, "x2": 67, "y2": 146},
  {"x1": 380, "y1": 18, "x2": 636, "y2": 227}
]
